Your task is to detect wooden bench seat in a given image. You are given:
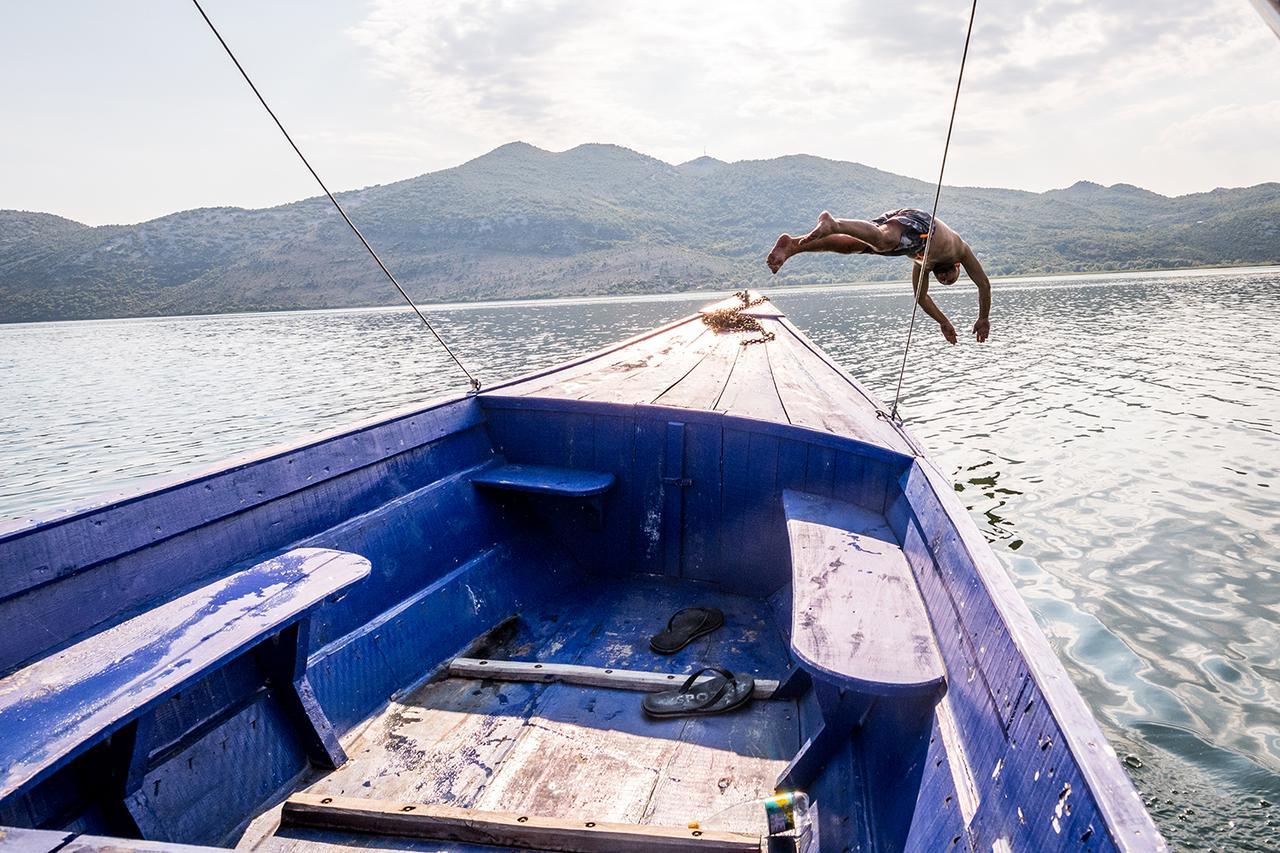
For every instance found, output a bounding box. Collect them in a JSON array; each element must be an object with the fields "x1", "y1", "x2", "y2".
[
  {"x1": 782, "y1": 489, "x2": 944, "y2": 698},
  {"x1": 0, "y1": 547, "x2": 370, "y2": 803},
  {"x1": 471, "y1": 464, "x2": 616, "y2": 497}
]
